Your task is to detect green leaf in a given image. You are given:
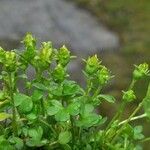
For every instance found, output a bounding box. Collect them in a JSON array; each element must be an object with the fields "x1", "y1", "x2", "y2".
[
  {"x1": 15, "y1": 93, "x2": 33, "y2": 113},
  {"x1": 76, "y1": 113, "x2": 101, "y2": 128},
  {"x1": 63, "y1": 80, "x2": 83, "y2": 96},
  {"x1": 32, "y1": 83, "x2": 48, "y2": 91},
  {"x1": 26, "y1": 112, "x2": 37, "y2": 121},
  {"x1": 55, "y1": 109, "x2": 70, "y2": 122},
  {"x1": 46, "y1": 106, "x2": 60, "y2": 116},
  {"x1": 32, "y1": 90, "x2": 43, "y2": 102},
  {"x1": 46, "y1": 100, "x2": 63, "y2": 116},
  {"x1": 49, "y1": 83, "x2": 63, "y2": 96},
  {"x1": 134, "y1": 126, "x2": 144, "y2": 140},
  {"x1": 98, "y1": 94, "x2": 115, "y2": 103},
  {"x1": 14, "y1": 93, "x2": 25, "y2": 106},
  {"x1": 26, "y1": 105, "x2": 38, "y2": 121},
  {"x1": 98, "y1": 117, "x2": 107, "y2": 125},
  {"x1": 0, "y1": 136, "x2": 15, "y2": 150},
  {"x1": 67, "y1": 101, "x2": 80, "y2": 116},
  {"x1": 82, "y1": 104, "x2": 94, "y2": 116},
  {"x1": 58, "y1": 131, "x2": 72, "y2": 144},
  {"x1": 9, "y1": 137, "x2": 24, "y2": 150},
  {"x1": 122, "y1": 124, "x2": 134, "y2": 137},
  {"x1": 26, "y1": 126, "x2": 45, "y2": 147},
  {"x1": 0, "y1": 112, "x2": 11, "y2": 121},
  {"x1": 62, "y1": 144, "x2": 72, "y2": 150},
  {"x1": 28, "y1": 126, "x2": 43, "y2": 140}
]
